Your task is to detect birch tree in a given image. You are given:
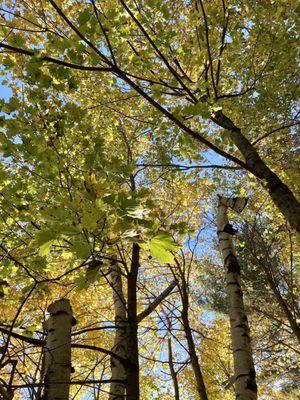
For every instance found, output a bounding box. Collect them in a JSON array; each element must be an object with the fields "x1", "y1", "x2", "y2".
[
  {"x1": 0, "y1": 2, "x2": 299, "y2": 396},
  {"x1": 217, "y1": 197, "x2": 257, "y2": 400},
  {"x1": 108, "y1": 258, "x2": 127, "y2": 400},
  {"x1": 43, "y1": 298, "x2": 75, "y2": 400}
]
